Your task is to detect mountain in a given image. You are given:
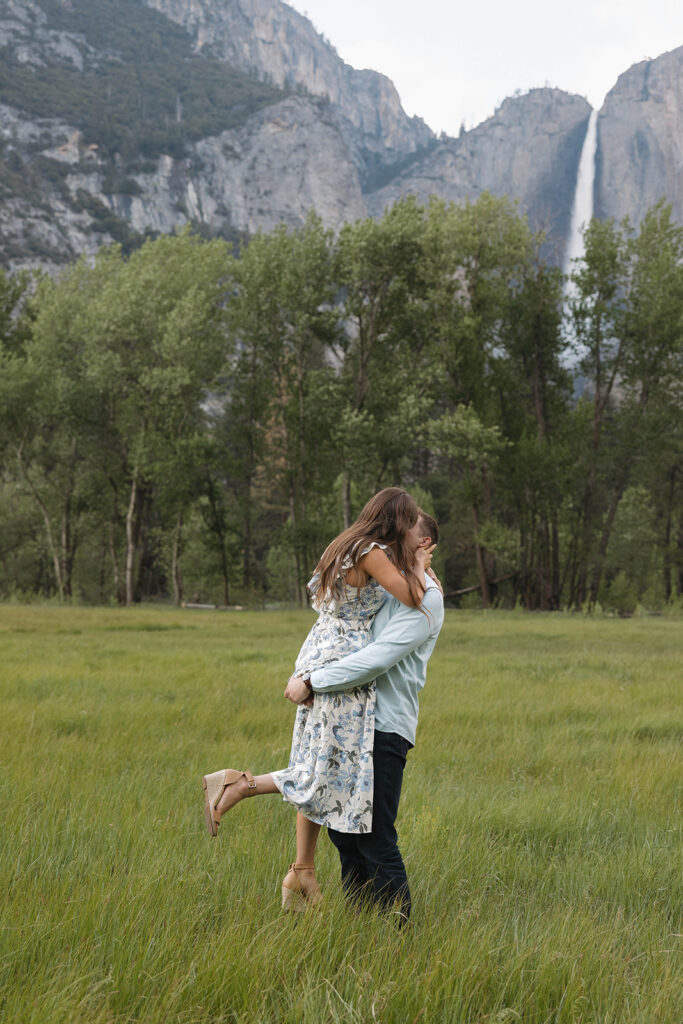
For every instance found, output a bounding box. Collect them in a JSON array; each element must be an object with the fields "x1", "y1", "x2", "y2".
[
  {"x1": 0, "y1": 0, "x2": 682, "y2": 270},
  {"x1": 142, "y1": 0, "x2": 435, "y2": 183},
  {"x1": 595, "y1": 45, "x2": 683, "y2": 226},
  {"x1": 366, "y1": 89, "x2": 592, "y2": 259}
]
